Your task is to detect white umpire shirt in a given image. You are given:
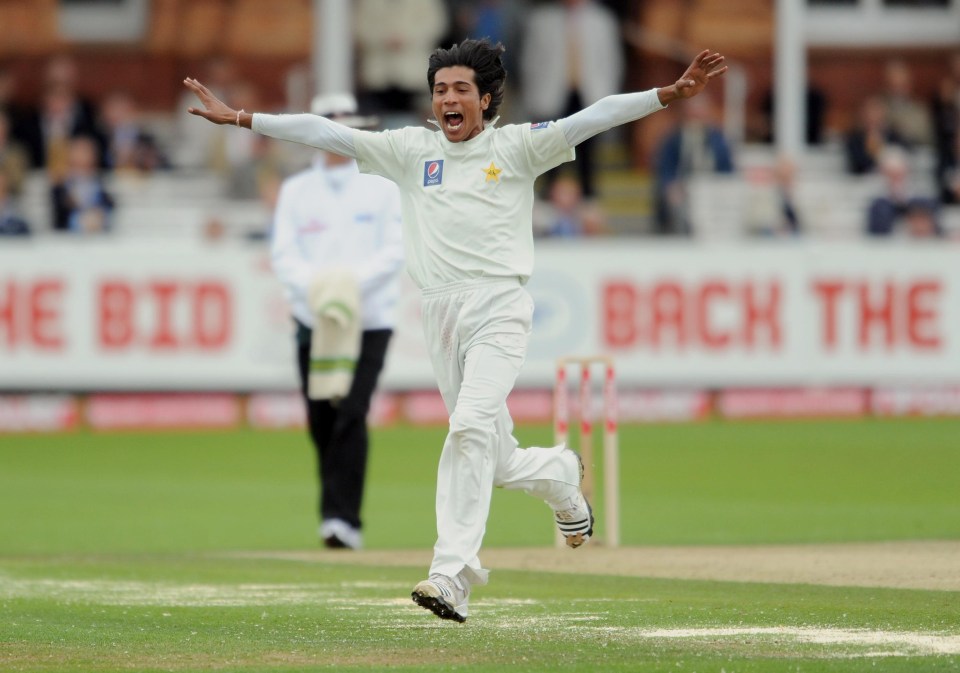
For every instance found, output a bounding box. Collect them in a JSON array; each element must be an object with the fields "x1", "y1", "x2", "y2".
[{"x1": 270, "y1": 157, "x2": 404, "y2": 330}]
